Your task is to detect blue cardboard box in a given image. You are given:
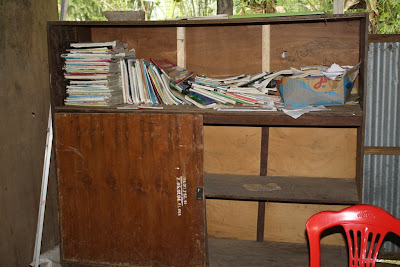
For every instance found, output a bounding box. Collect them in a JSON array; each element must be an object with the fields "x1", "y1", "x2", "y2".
[{"x1": 279, "y1": 67, "x2": 359, "y2": 107}]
